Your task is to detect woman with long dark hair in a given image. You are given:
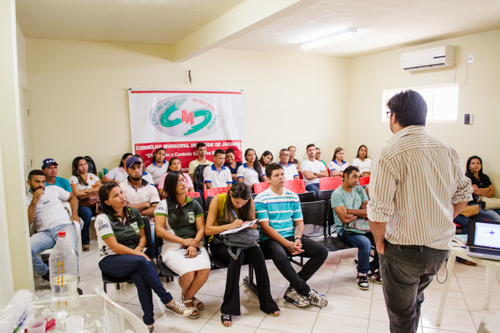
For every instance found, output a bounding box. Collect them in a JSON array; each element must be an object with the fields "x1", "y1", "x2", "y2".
[
  {"x1": 154, "y1": 171, "x2": 210, "y2": 319},
  {"x1": 102, "y1": 153, "x2": 133, "y2": 184},
  {"x1": 96, "y1": 183, "x2": 191, "y2": 332},
  {"x1": 236, "y1": 148, "x2": 266, "y2": 191},
  {"x1": 206, "y1": 182, "x2": 280, "y2": 327},
  {"x1": 146, "y1": 148, "x2": 168, "y2": 186},
  {"x1": 352, "y1": 145, "x2": 372, "y2": 176},
  {"x1": 465, "y1": 155, "x2": 500, "y2": 221},
  {"x1": 69, "y1": 156, "x2": 102, "y2": 250},
  {"x1": 328, "y1": 147, "x2": 349, "y2": 177},
  {"x1": 259, "y1": 150, "x2": 273, "y2": 169}
]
